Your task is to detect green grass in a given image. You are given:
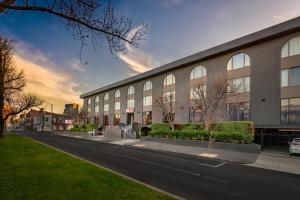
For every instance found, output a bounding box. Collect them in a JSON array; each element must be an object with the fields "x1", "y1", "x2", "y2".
[{"x1": 0, "y1": 135, "x2": 173, "y2": 200}]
